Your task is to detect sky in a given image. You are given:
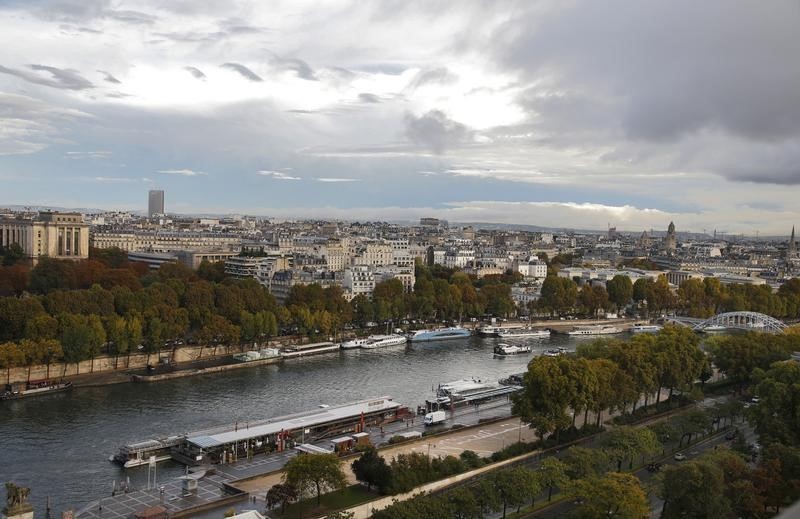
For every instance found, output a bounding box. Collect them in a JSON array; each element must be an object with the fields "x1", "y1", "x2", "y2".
[{"x1": 0, "y1": 0, "x2": 799, "y2": 234}]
